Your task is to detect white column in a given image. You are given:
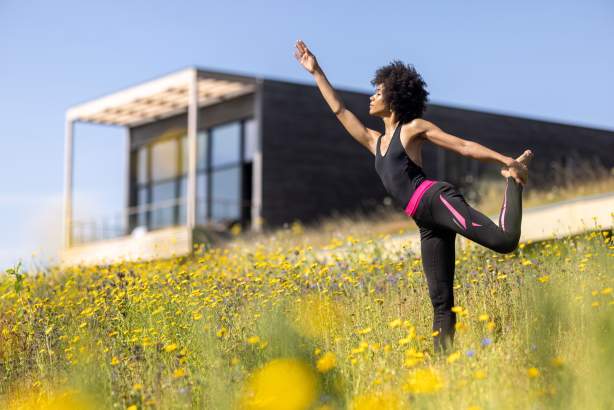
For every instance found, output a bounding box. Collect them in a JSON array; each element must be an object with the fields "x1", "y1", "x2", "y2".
[
  {"x1": 251, "y1": 79, "x2": 264, "y2": 232},
  {"x1": 63, "y1": 118, "x2": 74, "y2": 248},
  {"x1": 186, "y1": 69, "x2": 198, "y2": 231},
  {"x1": 124, "y1": 127, "x2": 131, "y2": 235}
]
